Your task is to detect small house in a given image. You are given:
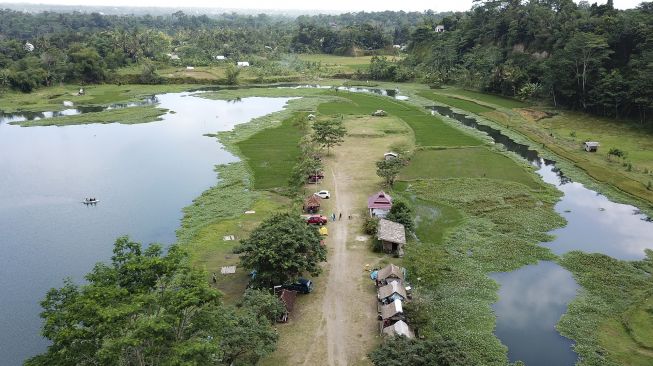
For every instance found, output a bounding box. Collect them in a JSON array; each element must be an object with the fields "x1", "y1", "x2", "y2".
[
  {"x1": 583, "y1": 141, "x2": 599, "y2": 152},
  {"x1": 435, "y1": 25, "x2": 445, "y2": 33},
  {"x1": 277, "y1": 289, "x2": 297, "y2": 323},
  {"x1": 237, "y1": 61, "x2": 250, "y2": 67},
  {"x1": 303, "y1": 194, "x2": 321, "y2": 214},
  {"x1": 24, "y1": 42, "x2": 34, "y2": 52},
  {"x1": 166, "y1": 53, "x2": 180, "y2": 60},
  {"x1": 372, "y1": 109, "x2": 387, "y2": 117},
  {"x1": 392, "y1": 44, "x2": 401, "y2": 49},
  {"x1": 379, "y1": 299, "x2": 405, "y2": 325},
  {"x1": 186, "y1": 66, "x2": 195, "y2": 70},
  {"x1": 215, "y1": 55, "x2": 226, "y2": 60},
  {"x1": 384, "y1": 152, "x2": 398, "y2": 161},
  {"x1": 368, "y1": 191, "x2": 393, "y2": 218},
  {"x1": 377, "y1": 219, "x2": 406, "y2": 256},
  {"x1": 376, "y1": 263, "x2": 404, "y2": 287},
  {"x1": 382, "y1": 320, "x2": 414, "y2": 338},
  {"x1": 378, "y1": 281, "x2": 407, "y2": 304}
]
